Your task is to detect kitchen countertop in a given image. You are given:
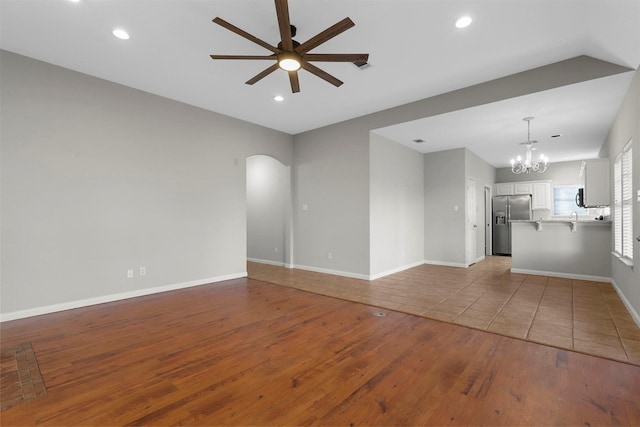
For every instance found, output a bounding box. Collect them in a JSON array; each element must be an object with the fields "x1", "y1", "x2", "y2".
[{"x1": 510, "y1": 219, "x2": 611, "y2": 224}]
